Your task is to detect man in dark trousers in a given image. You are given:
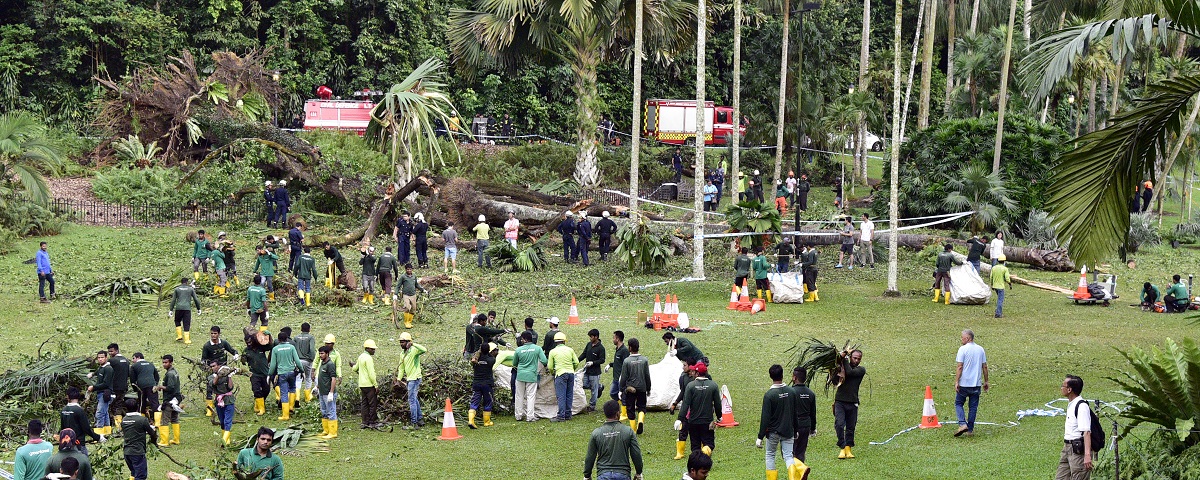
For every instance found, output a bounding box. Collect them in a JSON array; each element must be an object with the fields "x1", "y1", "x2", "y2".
[
  {"x1": 263, "y1": 181, "x2": 276, "y2": 227},
  {"x1": 619, "y1": 338, "x2": 651, "y2": 435},
  {"x1": 120, "y1": 397, "x2": 156, "y2": 480},
  {"x1": 576, "y1": 213, "x2": 593, "y2": 266},
  {"x1": 60, "y1": 388, "x2": 100, "y2": 455},
  {"x1": 129, "y1": 352, "x2": 160, "y2": 417},
  {"x1": 672, "y1": 147, "x2": 684, "y2": 184},
  {"x1": 834, "y1": 349, "x2": 865, "y2": 459},
  {"x1": 579, "y1": 329, "x2": 606, "y2": 412},
  {"x1": 393, "y1": 213, "x2": 413, "y2": 266},
  {"x1": 583, "y1": 400, "x2": 644, "y2": 480},
  {"x1": 1141, "y1": 180, "x2": 1154, "y2": 213},
  {"x1": 558, "y1": 212, "x2": 577, "y2": 263},
  {"x1": 966, "y1": 235, "x2": 988, "y2": 272},
  {"x1": 542, "y1": 316, "x2": 562, "y2": 357},
  {"x1": 499, "y1": 113, "x2": 514, "y2": 142},
  {"x1": 675, "y1": 362, "x2": 721, "y2": 456},
  {"x1": 796, "y1": 174, "x2": 811, "y2": 211},
  {"x1": 107, "y1": 344, "x2": 131, "y2": 430},
  {"x1": 596, "y1": 211, "x2": 618, "y2": 261},
  {"x1": 791, "y1": 366, "x2": 817, "y2": 476},
  {"x1": 711, "y1": 167, "x2": 725, "y2": 208},
  {"x1": 274, "y1": 180, "x2": 291, "y2": 227},
  {"x1": 751, "y1": 169, "x2": 764, "y2": 202},
  {"x1": 287, "y1": 222, "x2": 304, "y2": 273}
]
